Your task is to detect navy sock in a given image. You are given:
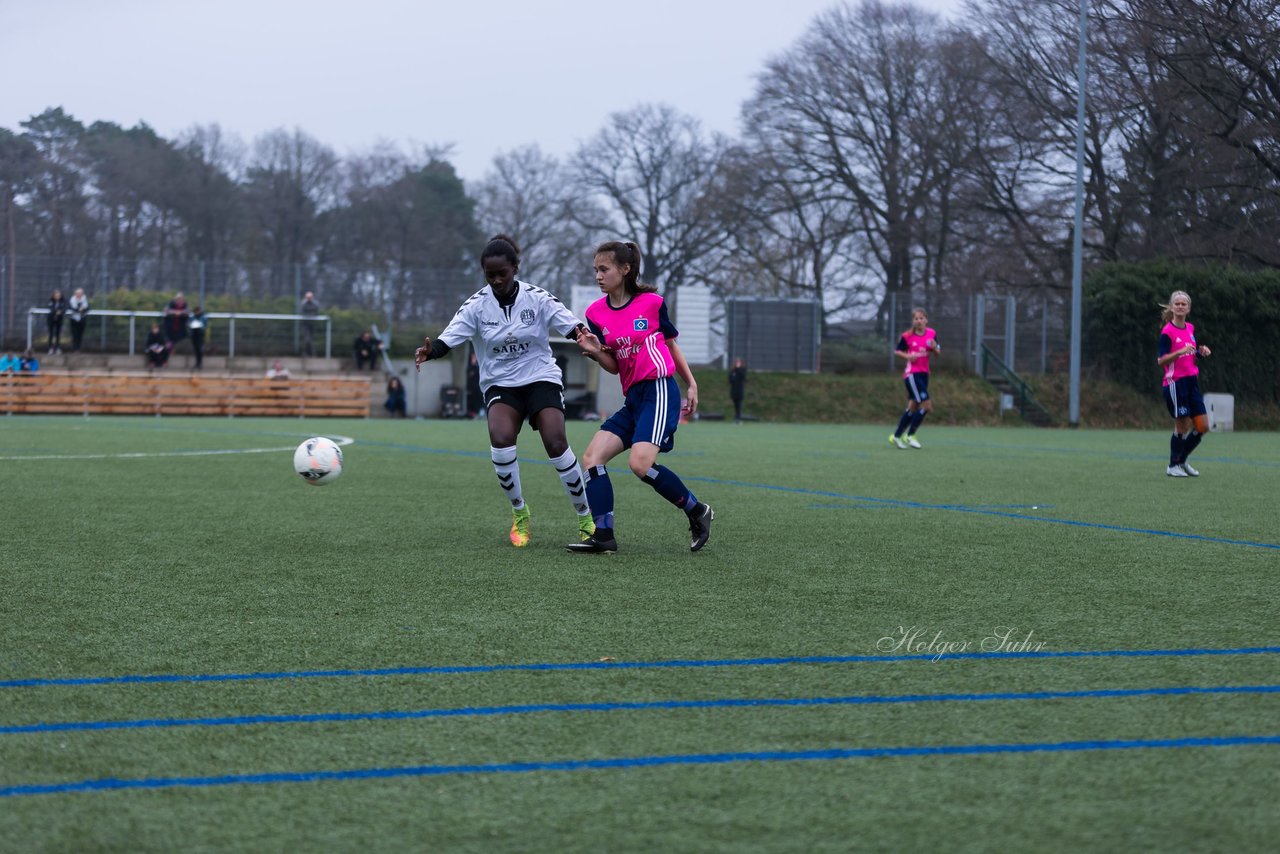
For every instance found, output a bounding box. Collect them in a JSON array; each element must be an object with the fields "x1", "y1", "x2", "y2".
[
  {"x1": 894, "y1": 409, "x2": 913, "y2": 437},
  {"x1": 908, "y1": 410, "x2": 927, "y2": 435},
  {"x1": 642, "y1": 465, "x2": 698, "y2": 511},
  {"x1": 1169, "y1": 433, "x2": 1185, "y2": 466},
  {"x1": 1183, "y1": 430, "x2": 1202, "y2": 459},
  {"x1": 583, "y1": 465, "x2": 614, "y2": 530}
]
